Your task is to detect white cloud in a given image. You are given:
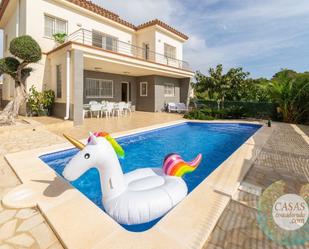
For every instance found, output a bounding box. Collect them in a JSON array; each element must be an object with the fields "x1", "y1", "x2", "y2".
[
  {"x1": 92, "y1": 0, "x2": 182, "y2": 24},
  {"x1": 205, "y1": 0, "x2": 309, "y2": 21},
  {"x1": 93, "y1": 0, "x2": 309, "y2": 77}
]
